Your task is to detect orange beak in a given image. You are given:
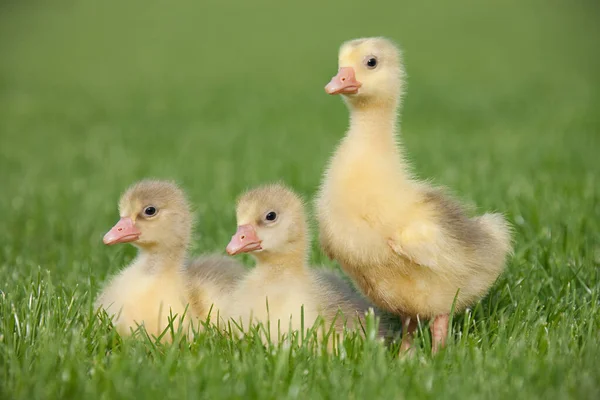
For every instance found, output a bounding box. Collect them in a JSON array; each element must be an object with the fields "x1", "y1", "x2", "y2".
[
  {"x1": 325, "y1": 67, "x2": 362, "y2": 95},
  {"x1": 103, "y1": 217, "x2": 141, "y2": 245},
  {"x1": 226, "y1": 224, "x2": 262, "y2": 255}
]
